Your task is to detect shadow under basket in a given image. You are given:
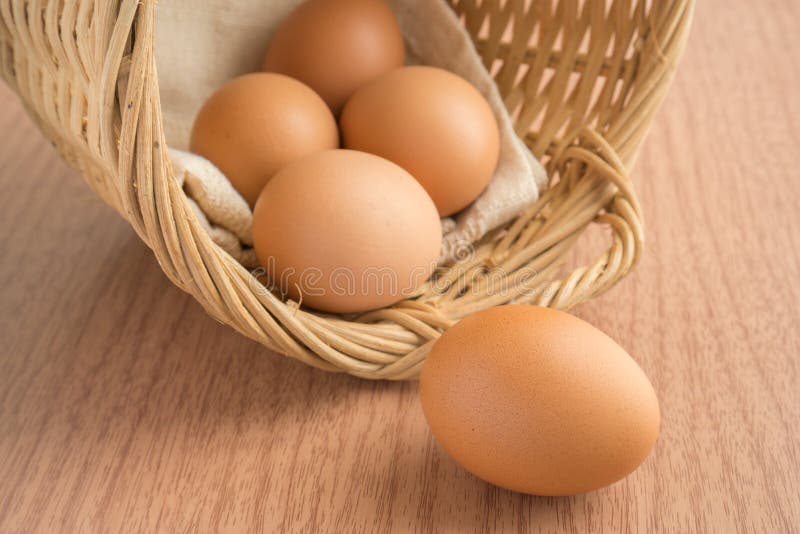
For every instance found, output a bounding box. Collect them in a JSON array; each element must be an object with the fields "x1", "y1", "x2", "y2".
[{"x1": 0, "y1": 0, "x2": 693, "y2": 379}]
